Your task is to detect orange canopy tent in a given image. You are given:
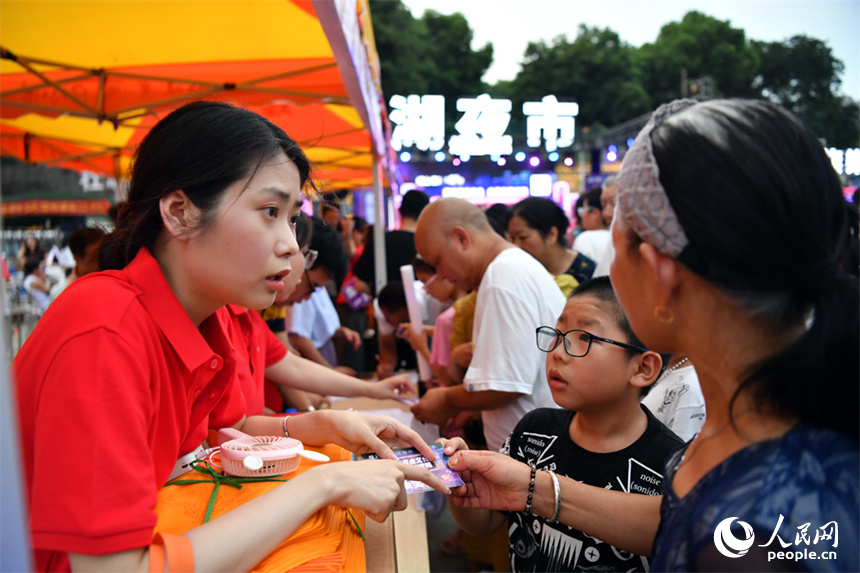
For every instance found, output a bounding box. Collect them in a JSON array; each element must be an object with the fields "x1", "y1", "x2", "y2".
[{"x1": 0, "y1": 0, "x2": 394, "y2": 193}]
